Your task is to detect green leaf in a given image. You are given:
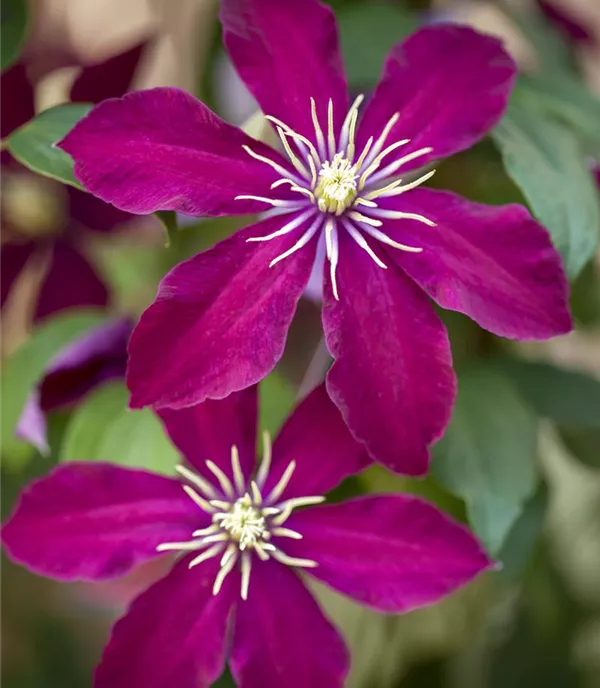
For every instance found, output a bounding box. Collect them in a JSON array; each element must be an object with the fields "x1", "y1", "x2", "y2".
[
  {"x1": 6, "y1": 104, "x2": 92, "y2": 187},
  {"x1": 500, "y1": 358, "x2": 600, "y2": 429},
  {"x1": 211, "y1": 669, "x2": 236, "y2": 688},
  {"x1": 432, "y1": 365, "x2": 539, "y2": 555},
  {"x1": 1, "y1": 310, "x2": 107, "y2": 463},
  {"x1": 258, "y1": 370, "x2": 296, "y2": 438},
  {"x1": 515, "y1": 73, "x2": 600, "y2": 153},
  {"x1": 338, "y1": 3, "x2": 417, "y2": 88},
  {"x1": 492, "y1": 100, "x2": 600, "y2": 279},
  {"x1": 155, "y1": 210, "x2": 178, "y2": 247},
  {"x1": 61, "y1": 381, "x2": 180, "y2": 475},
  {"x1": 1, "y1": 0, "x2": 28, "y2": 71},
  {"x1": 496, "y1": 482, "x2": 548, "y2": 584},
  {"x1": 558, "y1": 427, "x2": 600, "y2": 469},
  {"x1": 495, "y1": 0, "x2": 573, "y2": 73}
]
